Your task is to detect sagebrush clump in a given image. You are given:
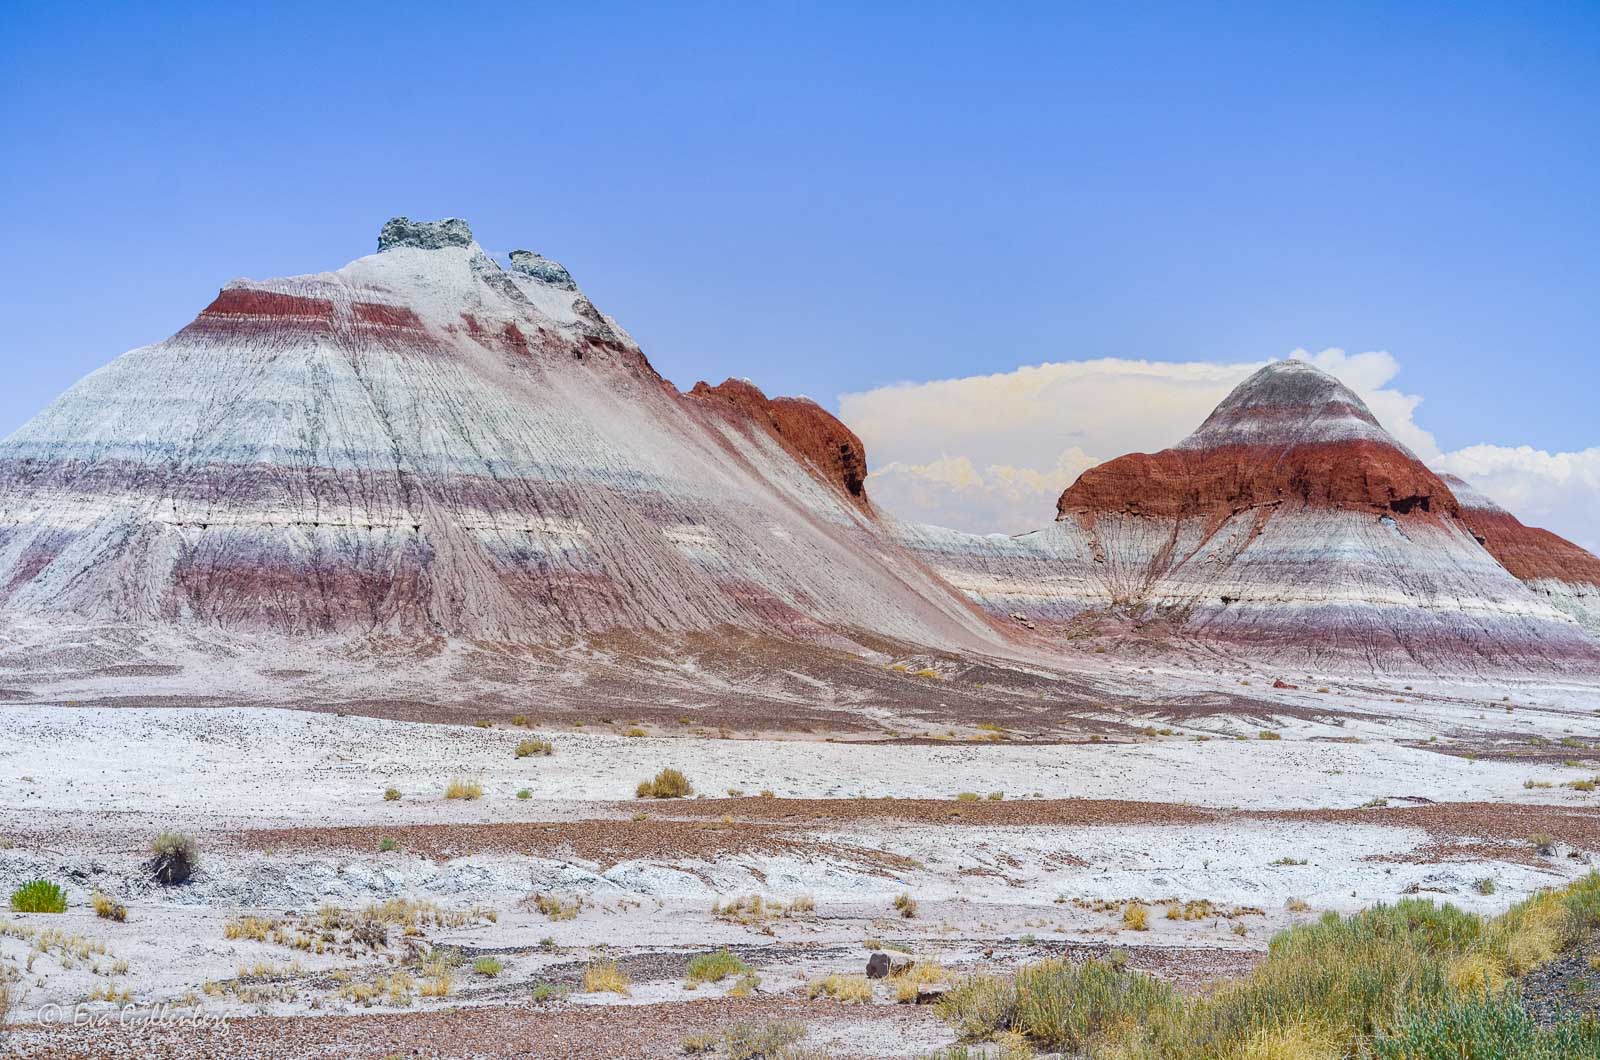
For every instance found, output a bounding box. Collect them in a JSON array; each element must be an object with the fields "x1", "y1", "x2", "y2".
[
  {"x1": 636, "y1": 768, "x2": 693, "y2": 799},
  {"x1": 937, "y1": 876, "x2": 1600, "y2": 1057}
]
